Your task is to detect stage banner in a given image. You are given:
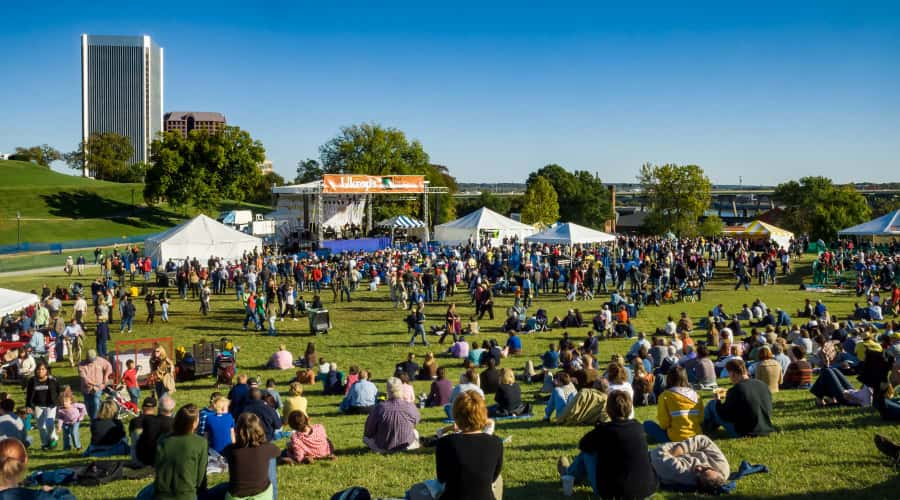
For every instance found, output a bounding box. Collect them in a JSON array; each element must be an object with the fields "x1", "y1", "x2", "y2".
[{"x1": 322, "y1": 174, "x2": 425, "y2": 194}]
